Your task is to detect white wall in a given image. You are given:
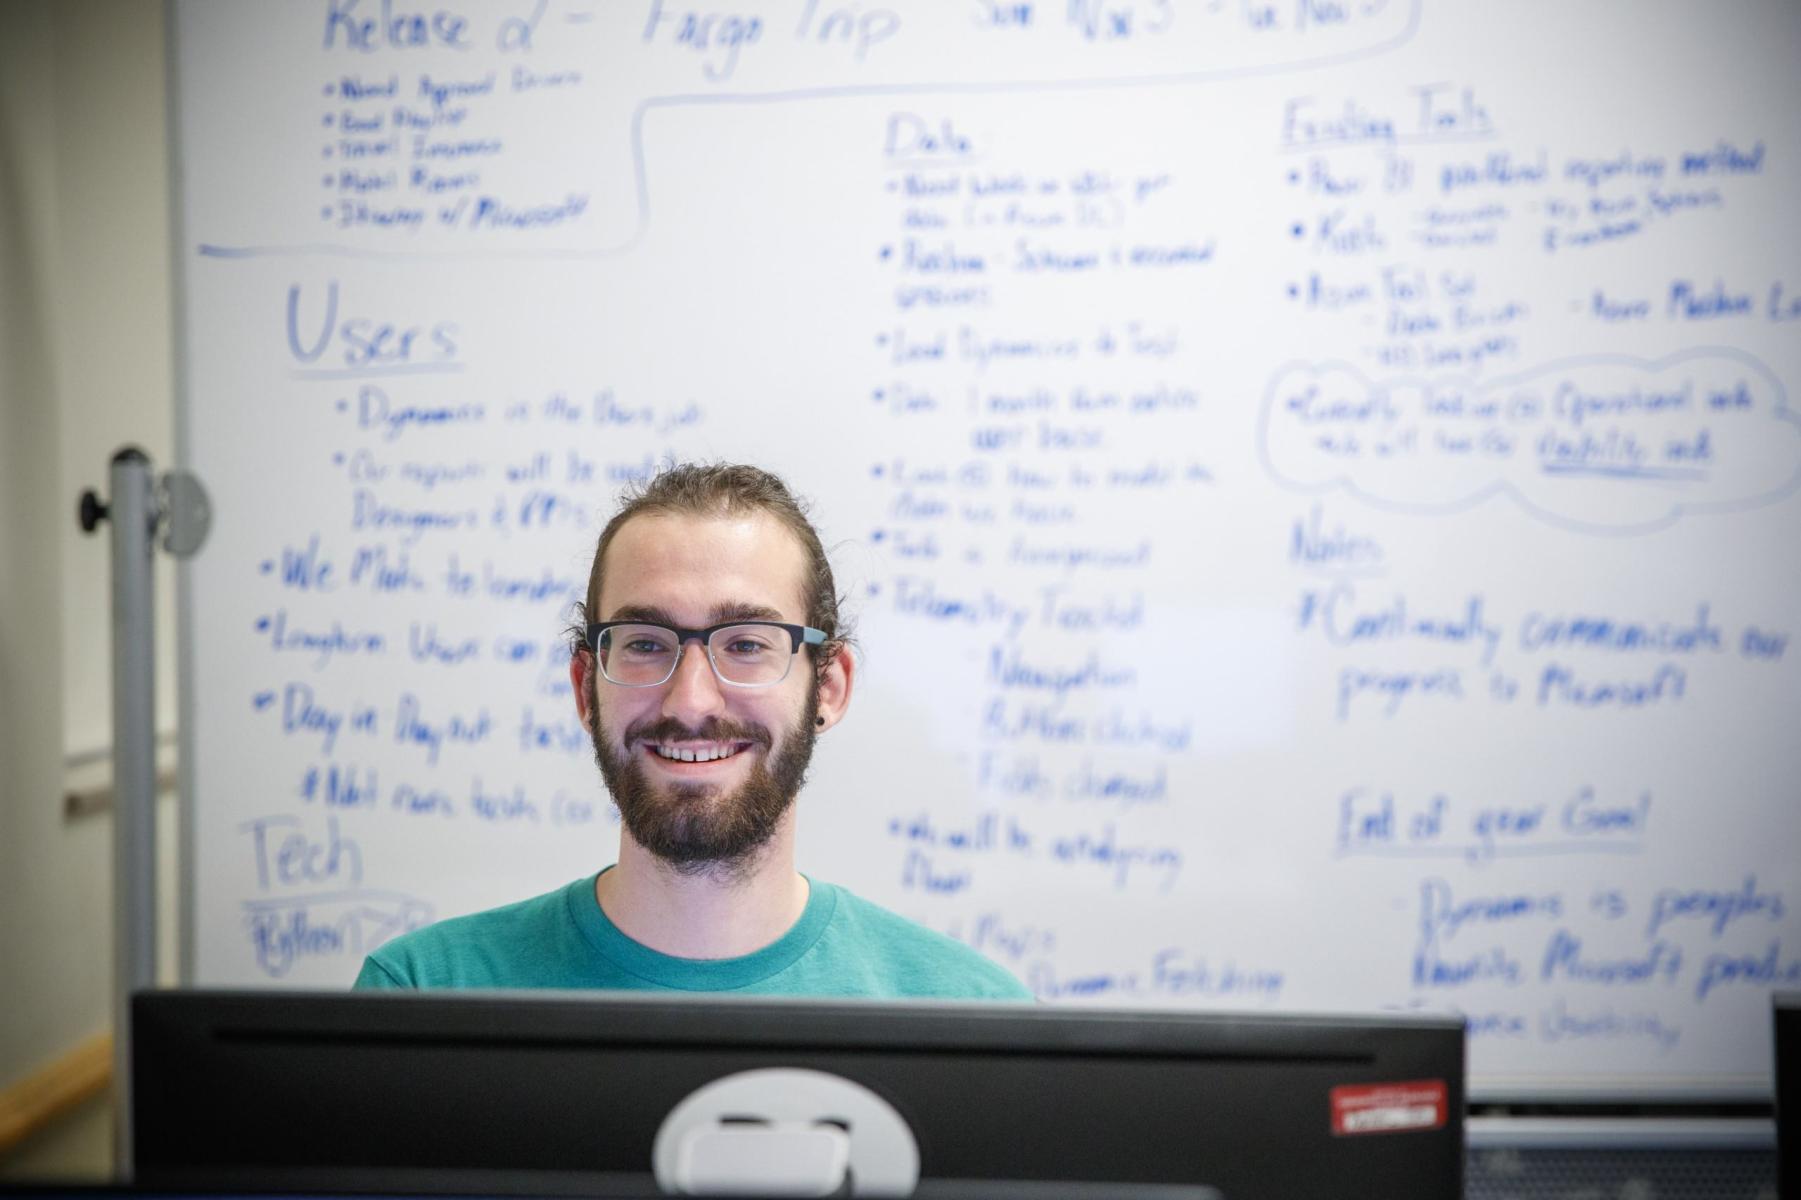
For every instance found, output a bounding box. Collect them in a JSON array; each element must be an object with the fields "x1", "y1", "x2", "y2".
[{"x1": 0, "y1": 0, "x2": 177, "y2": 1103}]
